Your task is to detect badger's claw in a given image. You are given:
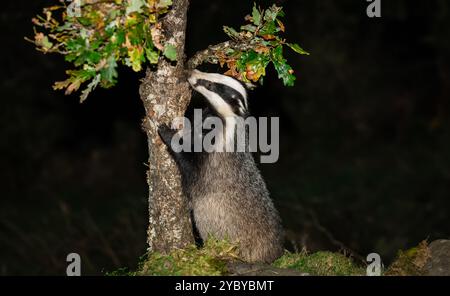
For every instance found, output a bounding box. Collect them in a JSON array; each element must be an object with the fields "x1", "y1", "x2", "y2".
[{"x1": 158, "y1": 123, "x2": 177, "y2": 146}]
